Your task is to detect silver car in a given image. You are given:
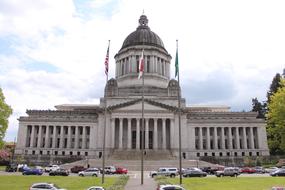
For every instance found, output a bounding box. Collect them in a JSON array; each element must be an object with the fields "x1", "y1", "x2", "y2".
[
  {"x1": 86, "y1": 186, "x2": 105, "y2": 190},
  {"x1": 29, "y1": 183, "x2": 65, "y2": 190},
  {"x1": 79, "y1": 168, "x2": 100, "y2": 177},
  {"x1": 157, "y1": 184, "x2": 186, "y2": 190}
]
